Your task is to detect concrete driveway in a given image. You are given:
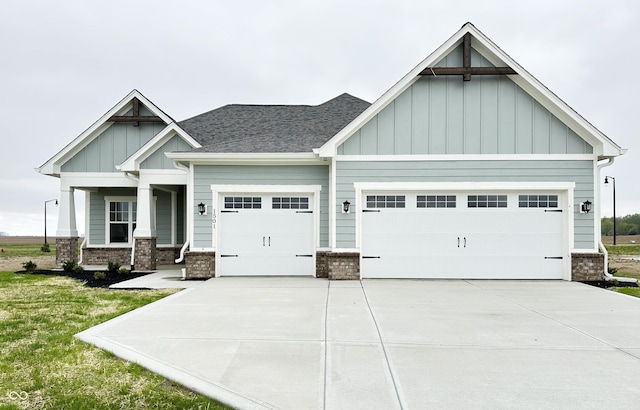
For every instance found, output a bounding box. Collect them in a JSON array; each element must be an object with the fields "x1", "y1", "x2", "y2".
[{"x1": 77, "y1": 278, "x2": 640, "y2": 409}]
